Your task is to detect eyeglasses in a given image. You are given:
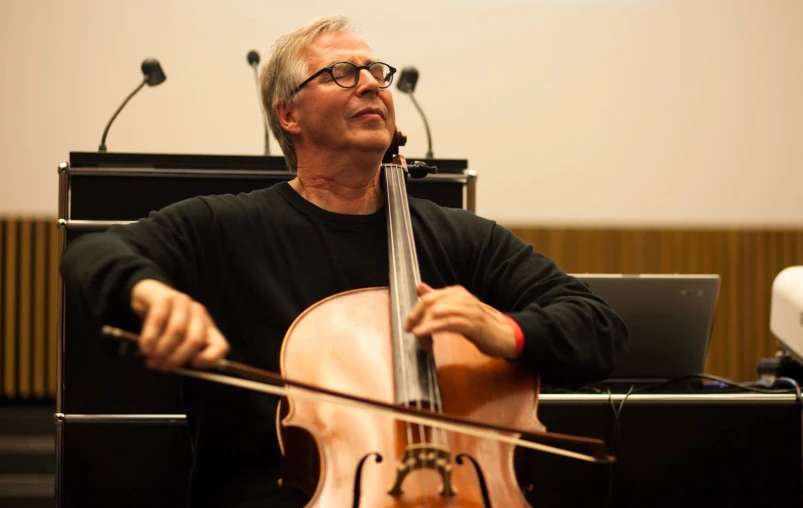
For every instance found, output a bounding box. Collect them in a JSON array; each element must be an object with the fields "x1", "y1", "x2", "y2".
[{"x1": 294, "y1": 61, "x2": 397, "y2": 94}]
